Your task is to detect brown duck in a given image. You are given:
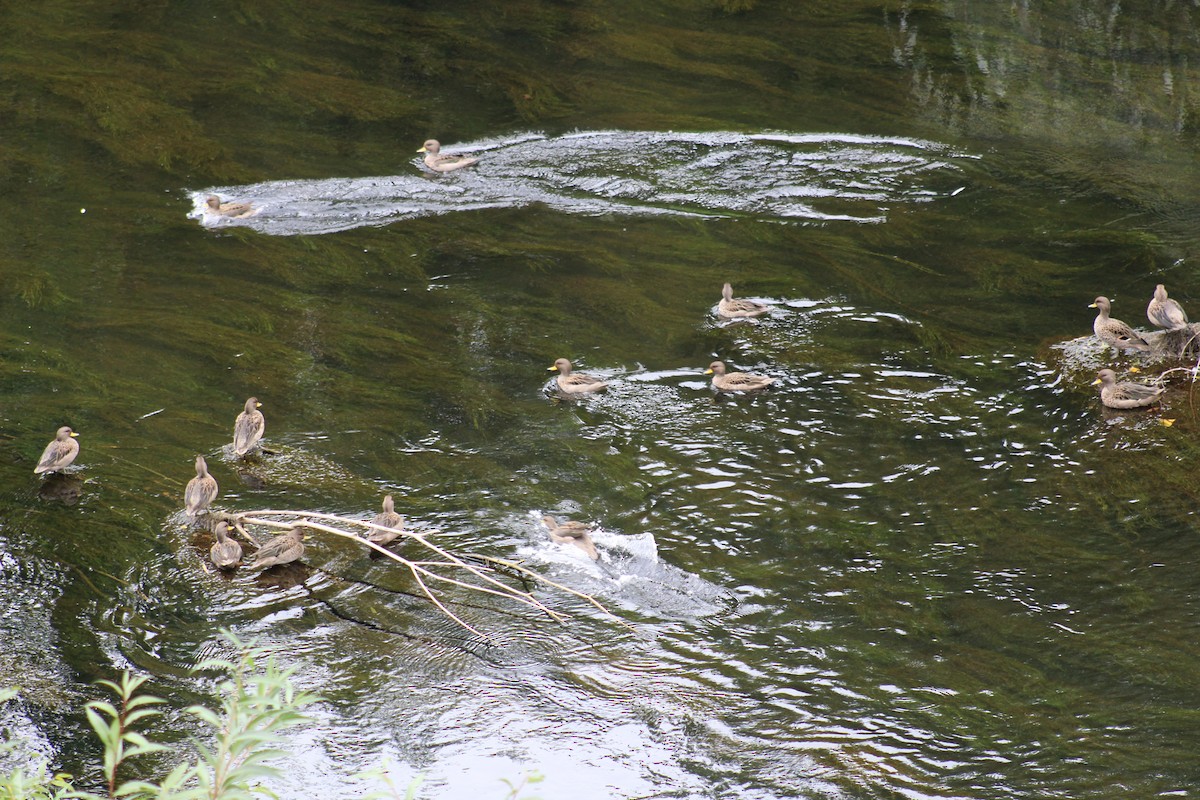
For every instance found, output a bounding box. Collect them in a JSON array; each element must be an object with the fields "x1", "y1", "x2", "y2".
[
  {"x1": 34, "y1": 427, "x2": 80, "y2": 475},
  {"x1": 368, "y1": 494, "x2": 405, "y2": 547},
  {"x1": 209, "y1": 521, "x2": 243, "y2": 570},
  {"x1": 717, "y1": 283, "x2": 769, "y2": 319},
  {"x1": 417, "y1": 140, "x2": 480, "y2": 173},
  {"x1": 541, "y1": 515, "x2": 599, "y2": 560},
  {"x1": 1147, "y1": 284, "x2": 1189, "y2": 330},
  {"x1": 233, "y1": 397, "x2": 265, "y2": 456},
  {"x1": 1090, "y1": 296, "x2": 1151, "y2": 352},
  {"x1": 184, "y1": 455, "x2": 218, "y2": 519},
  {"x1": 205, "y1": 195, "x2": 256, "y2": 218},
  {"x1": 549, "y1": 358, "x2": 609, "y2": 395},
  {"x1": 705, "y1": 361, "x2": 775, "y2": 393},
  {"x1": 1093, "y1": 368, "x2": 1164, "y2": 409},
  {"x1": 248, "y1": 525, "x2": 306, "y2": 571}
]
